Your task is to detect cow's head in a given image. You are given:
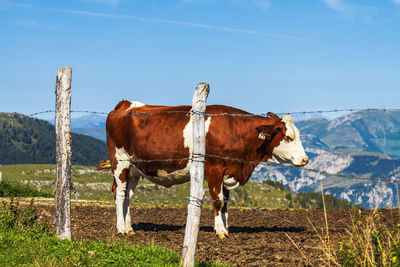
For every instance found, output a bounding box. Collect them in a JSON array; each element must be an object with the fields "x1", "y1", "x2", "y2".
[{"x1": 256, "y1": 113, "x2": 308, "y2": 167}]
